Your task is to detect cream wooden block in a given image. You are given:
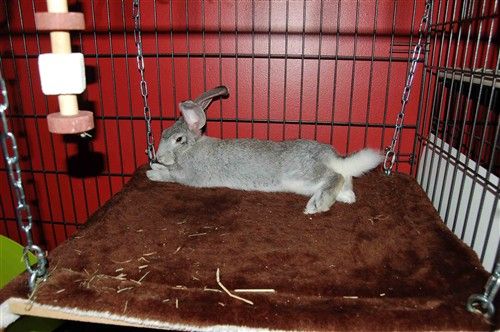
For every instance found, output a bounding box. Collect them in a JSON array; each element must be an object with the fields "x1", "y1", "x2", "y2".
[
  {"x1": 38, "y1": 53, "x2": 86, "y2": 95},
  {"x1": 47, "y1": 0, "x2": 68, "y2": 12}
]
